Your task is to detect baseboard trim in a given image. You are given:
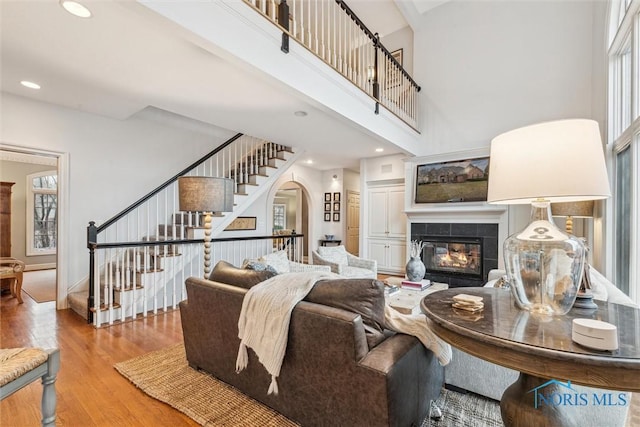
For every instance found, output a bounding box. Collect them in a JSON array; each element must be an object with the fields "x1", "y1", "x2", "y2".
[
  {"x1": 24, "y1": 263, "x2": 56, "y2": 271},
  {"x1": 444, "y1": 383, "x2": 469, "y2": 395}
]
